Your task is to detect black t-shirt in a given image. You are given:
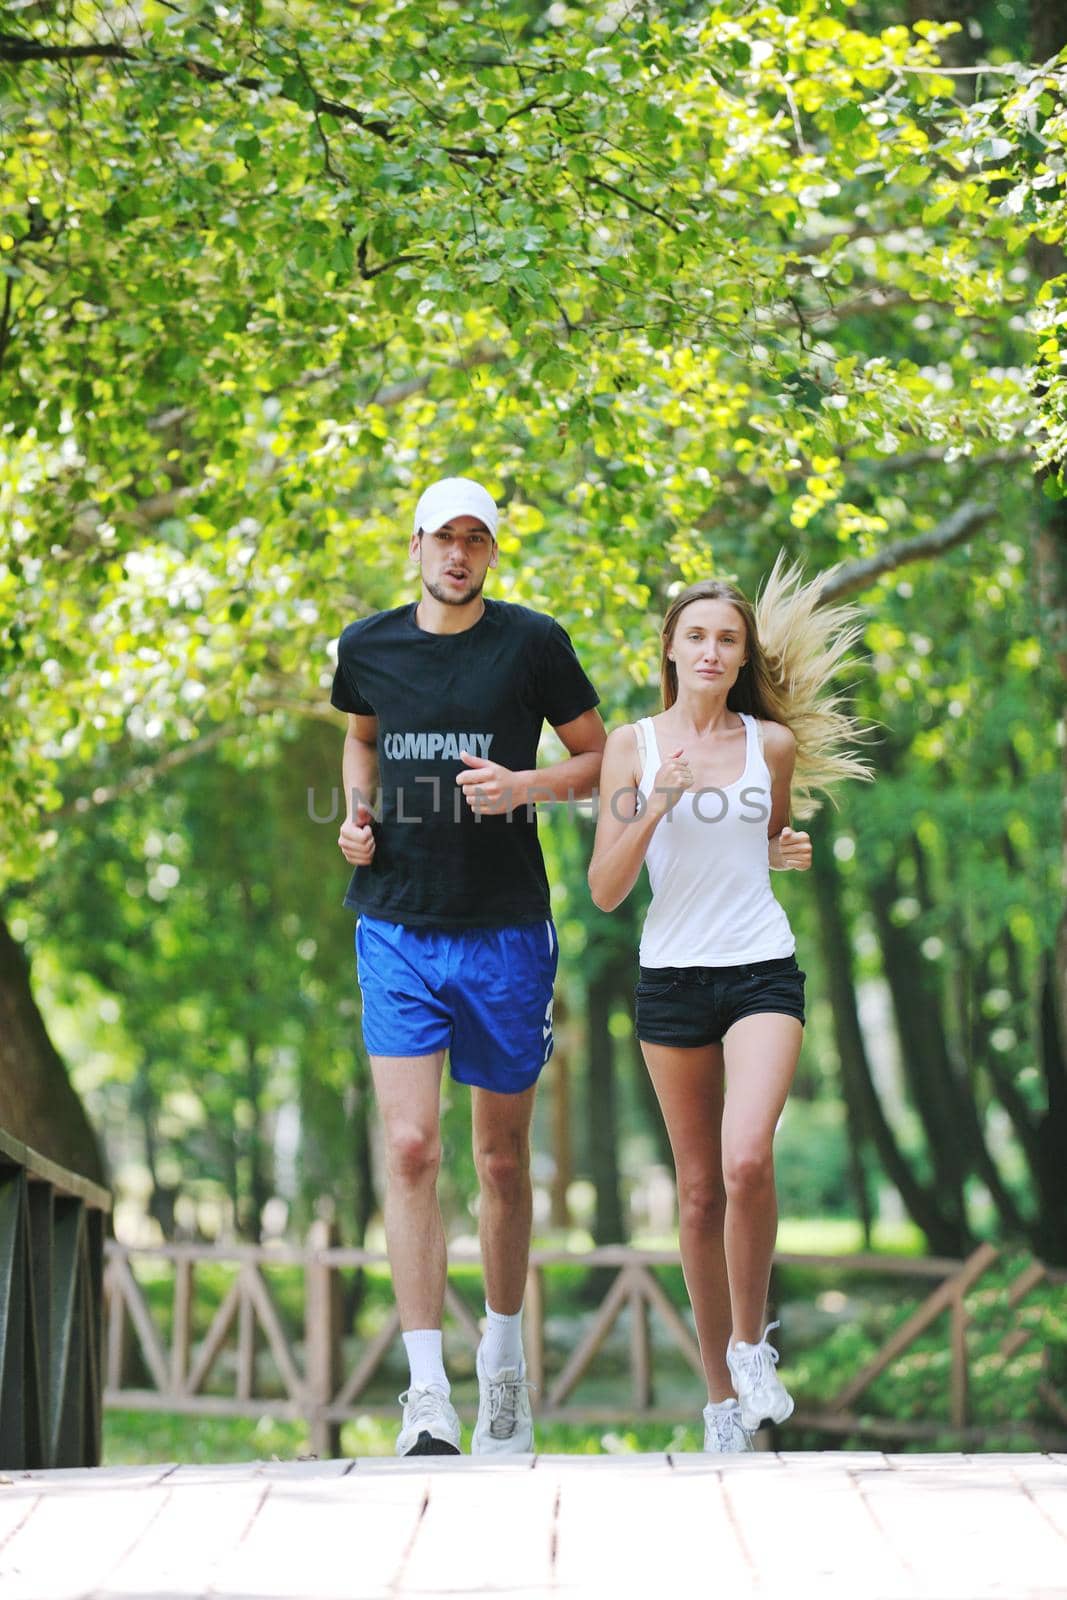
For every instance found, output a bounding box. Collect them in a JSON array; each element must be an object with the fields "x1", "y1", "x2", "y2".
[{"x1": 330, "y1": 599, "x2": 599, "y2": 928}]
